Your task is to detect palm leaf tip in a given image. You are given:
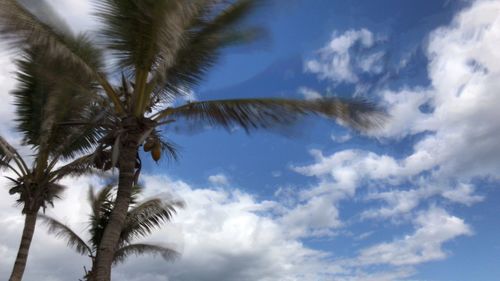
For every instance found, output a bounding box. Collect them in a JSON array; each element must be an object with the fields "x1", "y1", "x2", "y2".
[
  {"x1": 0, "y1": 135, "x2": 17, "y2": 162},
  {"x1": 38, "y1": 214, "x2": 92, "y2": 256},
  {"x1": 320, "y1": 98, "x2": 388, "y2": 131}
]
